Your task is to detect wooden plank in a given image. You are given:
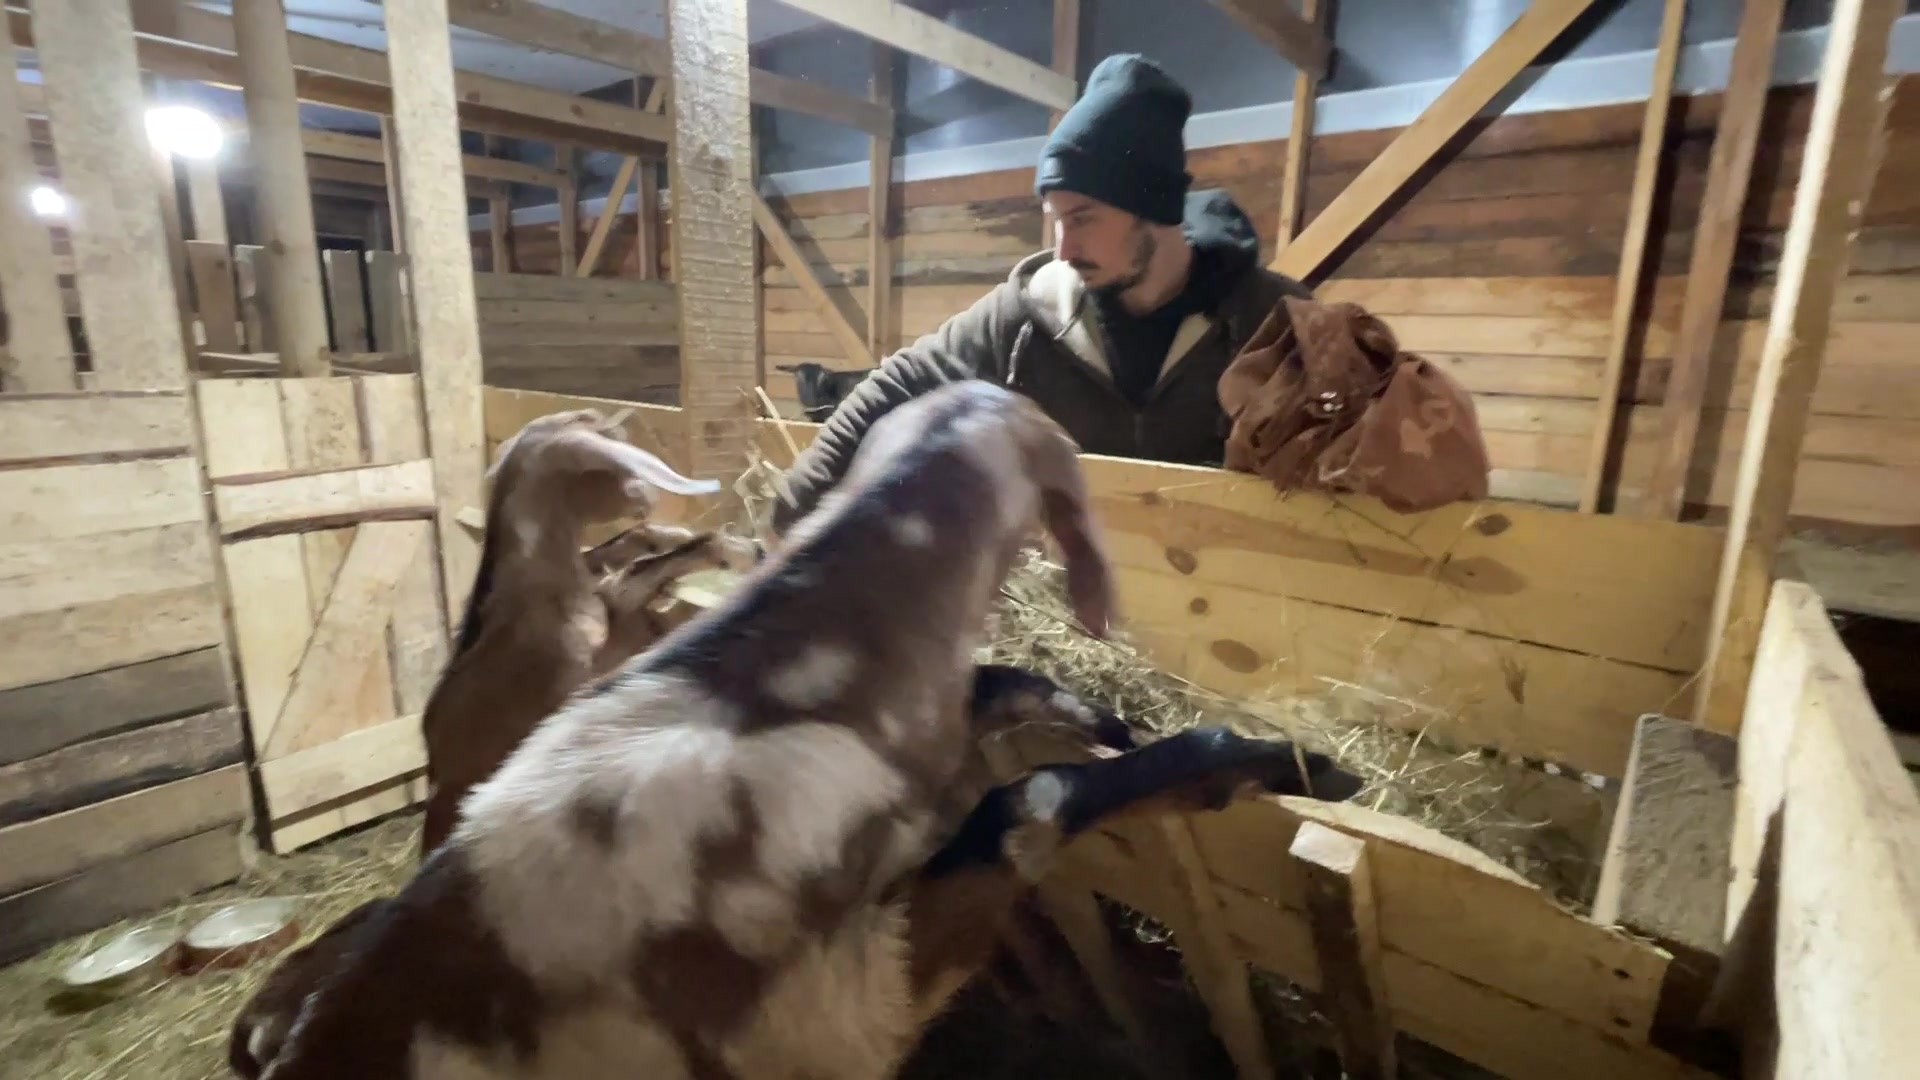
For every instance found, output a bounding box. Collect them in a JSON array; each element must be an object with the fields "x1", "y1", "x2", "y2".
[
  {"x1": 324, "y1": 248, "x2": 371, "y2": 352},
  {"x1": 365, "y1": 251, "x2": 410, "y2": 354},
  {"x1": 0, "y1": 521, "x2": 214, "y2": 620},
  {"x1": 386, "y1": 0, "x2": 488, "y2": 626},
  {"x1": 0, "y1": 825, "x2": 243, "y2": 966},
  {"x1": 187, "y1": 240, "x2": 243, "y2": 353},
  {"x1": 479, "y1": 322, "x2": 676, "y2": 348},
  {"x1": 1697, "y1": 0, "x2": 1901, "y2": 733},
  {"x1": 1038, "y1": 0, "x2": 1079, "y2": 247},
  {"x1": 358, "y1": 374, "x2": 446, "y2": 717},
  {"x1": 0, "y1": 33, "x2": 75, "y2": 392},
  {"x1": 1274, "y1": 0, "x2": 1319, "y2": 248},
  {"x1": 1768, "y1": 581, "x2": 1920, "y2": 1077},
  {"x1": 1639, "y1": 0, "x2": 1788, "y2": 520},
  {"x1": 258, "y1": 519, "x2": 424, "y2": 758},
  {"x1": 184, "y1": 157, "x2": 229, "y2": 243},
  {"x1": 578, "y1": 155, "x2": 639, "y2": 278},
  {"x1": 637, "y1": 159, "x2": 661, "y2": 281},
  {"x1": 671, "y1": 0, "x2": 760, "y2": 484},
  {"x1": 774, "y1": 0, "x2": 1075, "y2": 111},
  {"x1": 0, "y1": 458, "x2": 207, "y2": 544},
  {"x1": 868, "y1": 44, "x2": 895, "y2": 359},
  {"x1": 1582, "y1": 0, "x2": 1685, "y2": 514},
  {"x1": 0, "y1": 647, "x2": 229, "y2": 769},
  {"x1": 232, "y1": 0, "x2": 332, "y2": 376},
  {"x1": 233, "y1": 244, "x2": 274, "y2": 351},
  {"x1": 556, "y1": 159, "x2": 579, "y2": 274},
  {"x1": 0, "y1": 707, "x2": 243, "y2": 828},
  {"x1": 0, "y1": 765, "x2": 248, "y2": 897},
  {"x1": 750, "y1": 67, "x2": 893, "y2": 136},
  {"x1": 303, "y1": 127, "x2": 566, "y2": 188},
  {"x1": 477, "y1": 298, "x2": 677, "y2": 325},
  {"x1": 1289, "y1": 821, "x2": 1396, "y2": 1080},
  {"x1": 221, "y1": 535, "x2": 313, "y2": 757},
  {"x1": 754, "y1": 194, "x2": 872, "y2": 368},
  {"x1": 474, "y1": 273, "x2": 676, "y2": 305},
  {"x1": 269, "y1": 771, "x2": 425, "y2": 852},
  {"x1": 1207, "y1": 0, "x2": 1332, "y2": 78},
  {"x1": 1152, "y1": 816, "x2": 1276, "y2": 1079},
  {"x1": 33, "y1": 0, "x2": 194, "y2": 391},
  {"x1": 257, "y1": 714, "x2": 425, "y2": 817},
  {"x1": 1271, "y1": 0, "x2": 1603, "y2": 282},
  {"x1": 0, "y1": 393, "x2": 194, "y2": 464},
  {"x1": 0, "y1": 584, "x2": 225, "y2": 694},
  {"x1": 212, "y1": 459, "x2": 438, "y2": 540}
]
